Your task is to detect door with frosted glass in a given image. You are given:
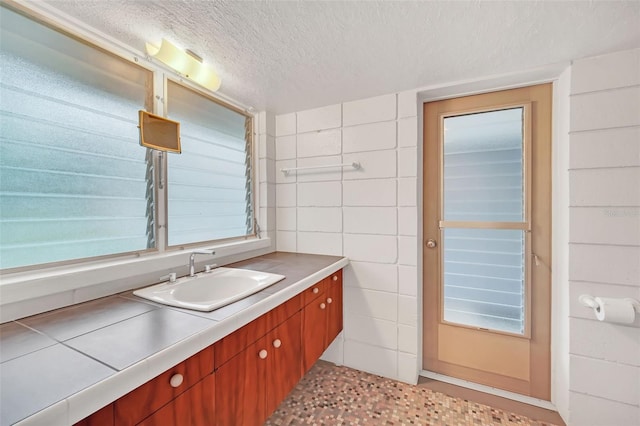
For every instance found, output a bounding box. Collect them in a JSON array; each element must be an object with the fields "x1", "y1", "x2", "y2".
[{"x1": 422, "y1": 84, "x2": 552, "y2": 399}]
